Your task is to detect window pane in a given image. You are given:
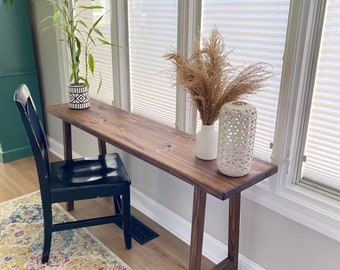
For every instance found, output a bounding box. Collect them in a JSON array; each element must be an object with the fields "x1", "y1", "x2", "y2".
[
  {"x1": 128, "y1": 0, "x2": 177, "y2": 127},
  {"x1": 202, "y1": 0, "x2": 290, "y2": 161},
  {"x1": 302, "y1": 0, "x2": 340, "y2": 193},
  {"x1": 77, "y1": 0, "x2": 114, "y2": 104}
]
